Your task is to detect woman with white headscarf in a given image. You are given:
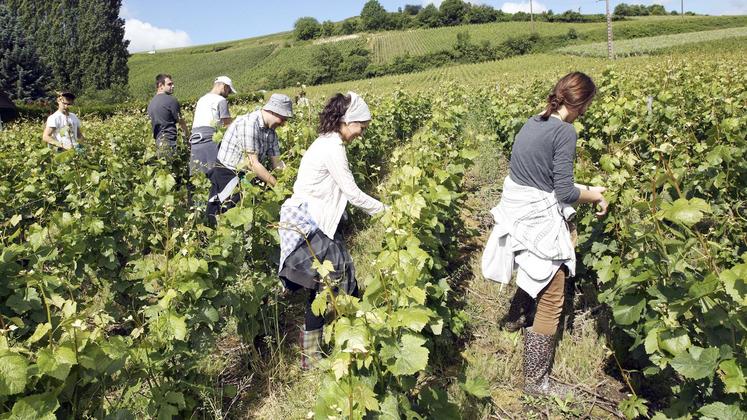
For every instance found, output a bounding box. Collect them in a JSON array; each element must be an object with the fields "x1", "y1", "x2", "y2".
[{"x1": 278, "y1": 92, "x2": 385, "y2": 369}]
